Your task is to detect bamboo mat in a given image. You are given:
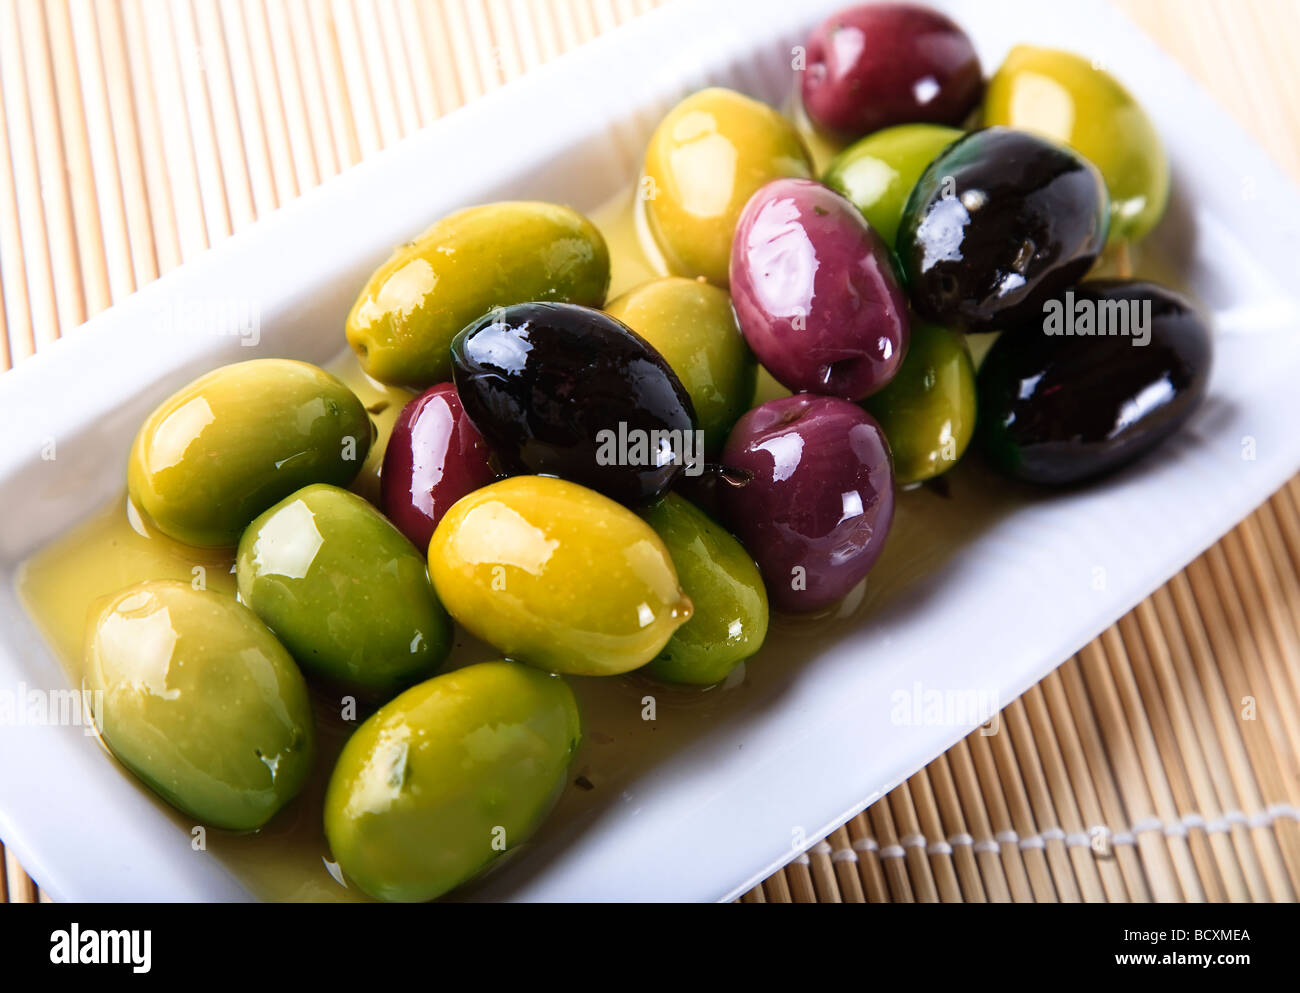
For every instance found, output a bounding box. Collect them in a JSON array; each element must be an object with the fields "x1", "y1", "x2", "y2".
[{"x1": 1, "y1": 0, "x2": 1298, "y2": 904}]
